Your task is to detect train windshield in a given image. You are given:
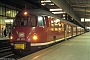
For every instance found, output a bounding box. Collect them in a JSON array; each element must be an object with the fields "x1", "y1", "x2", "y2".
[
  {"x1": 20, "y1": 16, "x2": 28, "y2": 26},
  {"x1": 13, "y1": 16, "x2": 37, "y2": 27}
]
